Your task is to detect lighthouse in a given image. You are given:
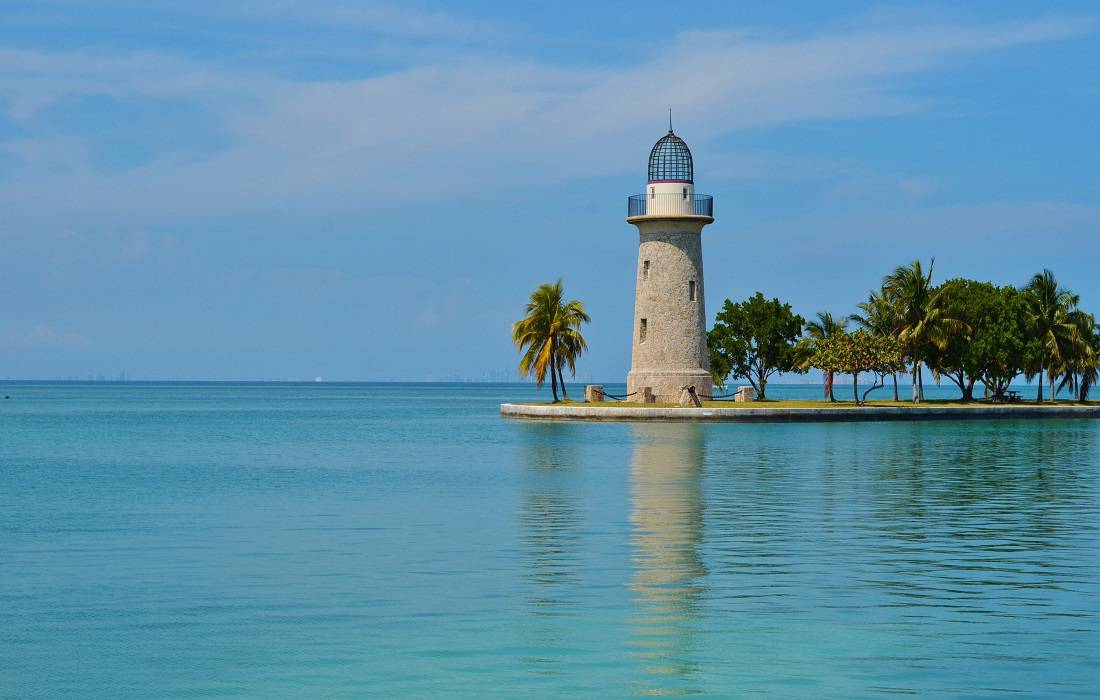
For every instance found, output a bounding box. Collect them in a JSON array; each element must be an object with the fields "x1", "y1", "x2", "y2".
[{"x1": 626, "y1": 124, "x2": 714, "y2": 402}]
